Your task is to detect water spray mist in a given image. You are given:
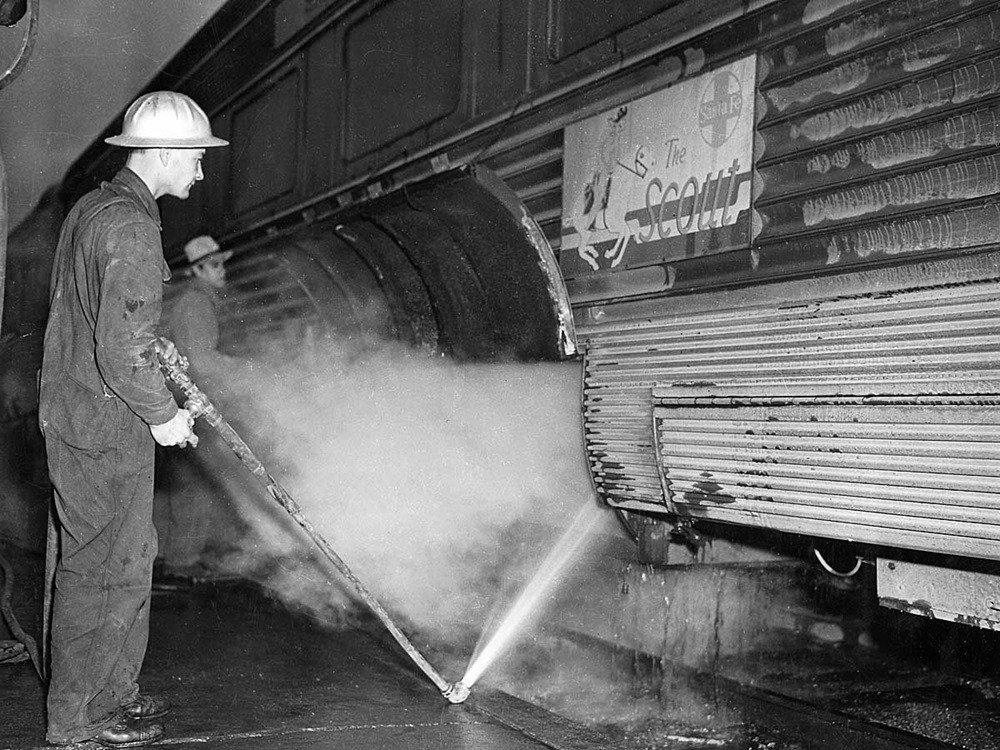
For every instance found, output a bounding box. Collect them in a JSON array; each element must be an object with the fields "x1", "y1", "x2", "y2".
[
  {"x1": 458, "y1": 501, "x2": 604, "y2": 691},
  {"x1": 157, "y1": 340, "x2": 466, "y2": 702}
]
